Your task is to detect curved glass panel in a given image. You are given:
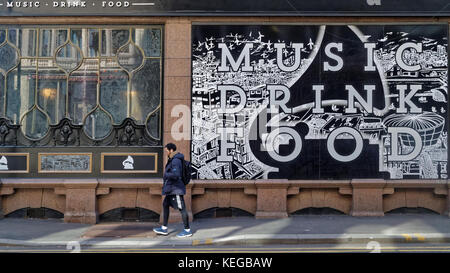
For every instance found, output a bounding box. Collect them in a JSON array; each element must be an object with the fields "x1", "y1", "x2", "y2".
[
  {"x1": 146, "y1": 108, "x2": 160, "y2": 140},
  {"x1": 134, "y1": 28, "x2": 161, "y2": 57},
  {"x1": 68, "y1": 60, "x2": 98, "y2": 125},
  {"x1": 55, "y1": 43, "x2": 83, "y2": 72},
  {"x1": 0, "y1": 43, "x2": 20, "y2": 72},
  {"x1": 37, "y1": 68, "x2": 67, "y2": 124},
  {"x1": 100, "y1": 69, "x2": 128, "y2": 124},
  {"x1": 117, "y1": 42, "x2": 144, "y2": 72},
  {"x1": 6, "y1": 64, "x2": 36, "y2": 124},
  {"x1": 130, "y1": 58, "x2": 160, "y2": 124},
  {"x1": 56, "y1": 30, "x2": 68, "y2": 48},
  {"x1": 83, "y1": 108, "x2": 112, "y2": 139},
  {"x1": 101, "y1": 29, "x2": 129, "y2": 57},
  {"x1": 21, "y1": 108, "x2": 49, "y2": 139}
]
